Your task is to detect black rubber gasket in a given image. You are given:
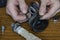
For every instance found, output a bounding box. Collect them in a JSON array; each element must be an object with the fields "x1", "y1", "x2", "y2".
[{"x1": 28, "y1": 2, "x2": 49, "y2": 32}]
